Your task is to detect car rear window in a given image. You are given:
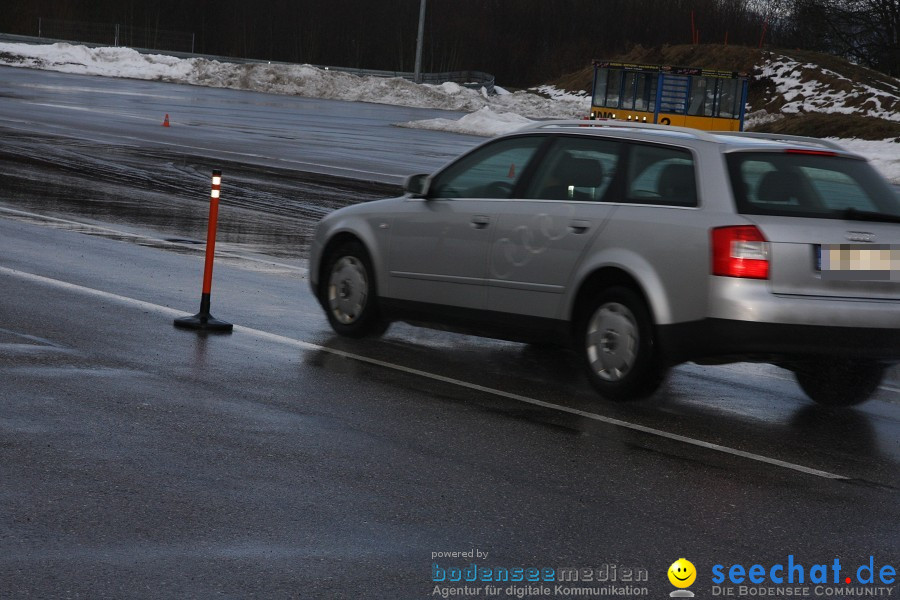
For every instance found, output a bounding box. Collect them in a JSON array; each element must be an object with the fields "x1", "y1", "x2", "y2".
[{"x1": 726, "y1": 151, "x2": 900, "y2": 220}]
